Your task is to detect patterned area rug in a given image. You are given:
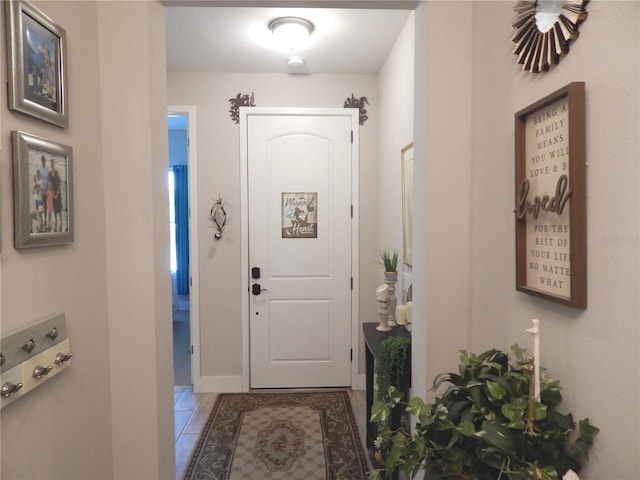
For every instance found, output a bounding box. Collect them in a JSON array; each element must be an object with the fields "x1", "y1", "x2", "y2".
[{"x1": 183, "y1": 391, "x2": 368, "y2": 480}]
